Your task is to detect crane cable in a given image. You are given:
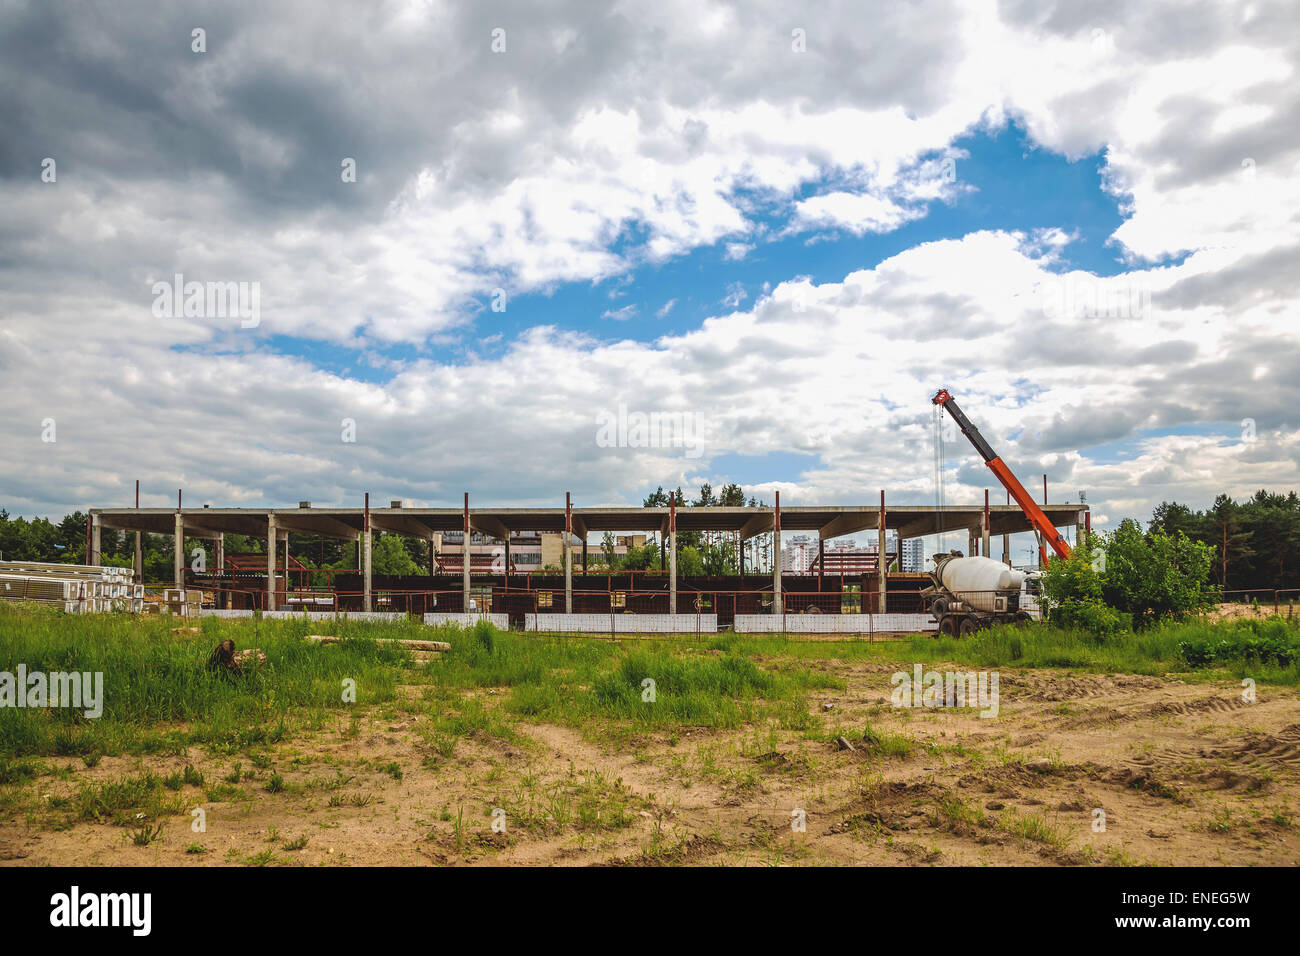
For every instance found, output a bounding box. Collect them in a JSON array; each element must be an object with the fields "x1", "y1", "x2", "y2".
[{"x1": 932, "y1": 403, "x2": 947, "y2": 548}]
